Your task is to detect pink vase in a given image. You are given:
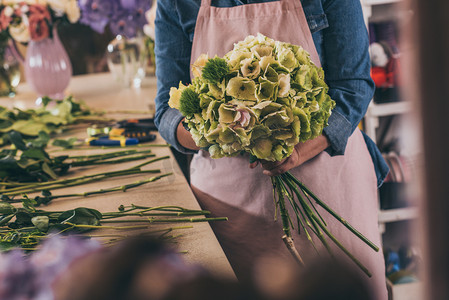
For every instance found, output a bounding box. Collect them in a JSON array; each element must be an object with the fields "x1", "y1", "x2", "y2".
[{"x1": 23, "y1": 27, "x2": 72, "y2": 100}]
